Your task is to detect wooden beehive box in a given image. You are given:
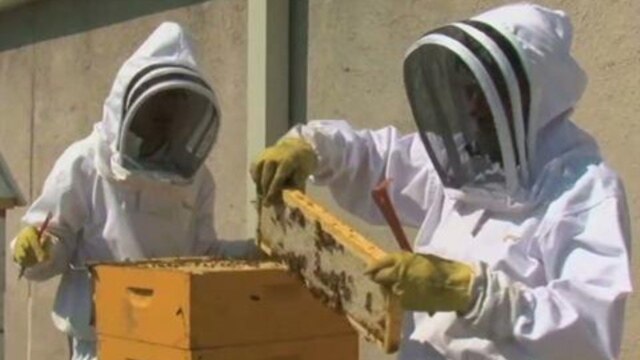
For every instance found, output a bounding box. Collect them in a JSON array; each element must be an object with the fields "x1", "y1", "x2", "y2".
[
  {"x1": 93, "y1": 258, "x2": 358, "y2": 359},
  {"x1": 258, "y1": 190, "x2": 402, "y2": 353},
  {"x1": 99, "y1": 334, "x2": 357, "y2": 360}
]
